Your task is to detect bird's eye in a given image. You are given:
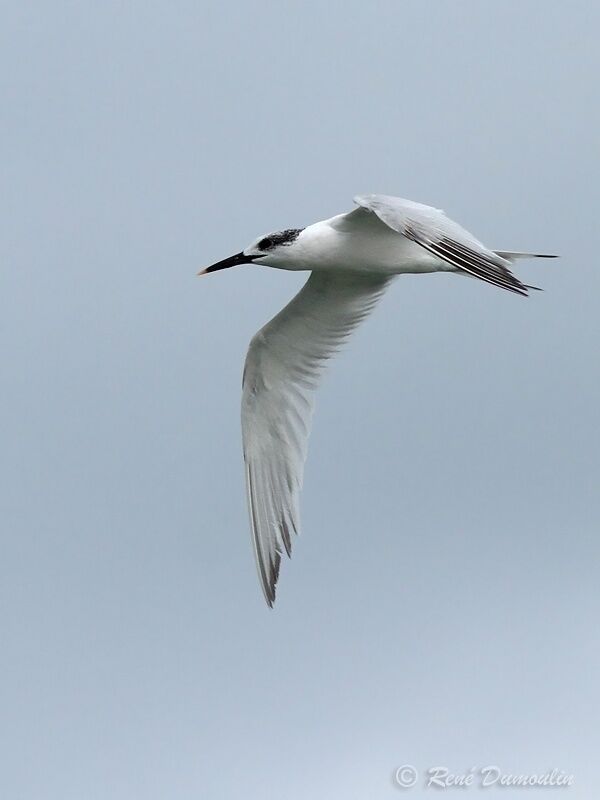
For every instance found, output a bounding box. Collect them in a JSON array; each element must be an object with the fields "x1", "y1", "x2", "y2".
[{"x1": 258, "y1": 237, "x2": 273, "y2": 250}]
